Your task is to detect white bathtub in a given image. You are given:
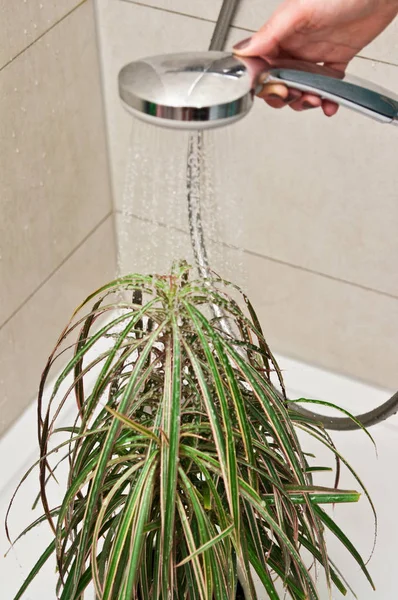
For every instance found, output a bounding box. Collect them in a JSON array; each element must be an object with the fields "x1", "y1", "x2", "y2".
[{"x1": 1, "y1": 355, "x2": 397, "y2": 599}]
